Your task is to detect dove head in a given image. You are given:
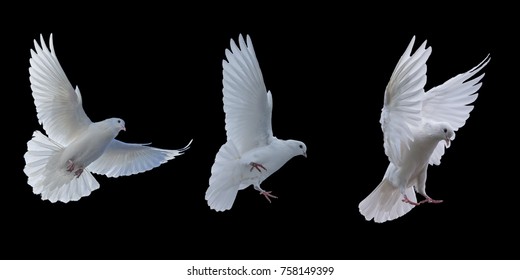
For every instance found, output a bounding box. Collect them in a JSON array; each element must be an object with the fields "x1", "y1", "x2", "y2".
[
  {"x1": 104, "y1": 118, "x2": 126, "y2": 134},
  {"x1": 287, "y1": 140, "x2": 307, "y2": 158},
  {"x1": 431, "y1": 122, "x2": 455, "y2": 148}
]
